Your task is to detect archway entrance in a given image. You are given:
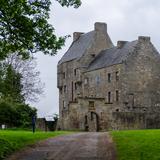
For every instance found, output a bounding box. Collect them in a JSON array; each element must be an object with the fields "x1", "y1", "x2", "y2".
[{"x1": 85, "y1": 112, "x2": 99, "y2": 132}]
